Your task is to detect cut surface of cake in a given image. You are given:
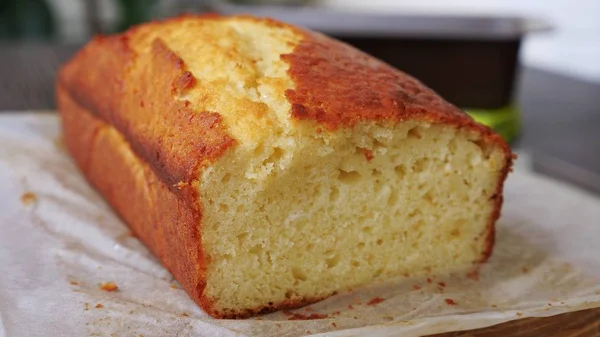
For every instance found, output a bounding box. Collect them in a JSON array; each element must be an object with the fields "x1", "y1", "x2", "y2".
[{"x1": 56, "y1": 14, "x2": 514, "y2": 318}]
